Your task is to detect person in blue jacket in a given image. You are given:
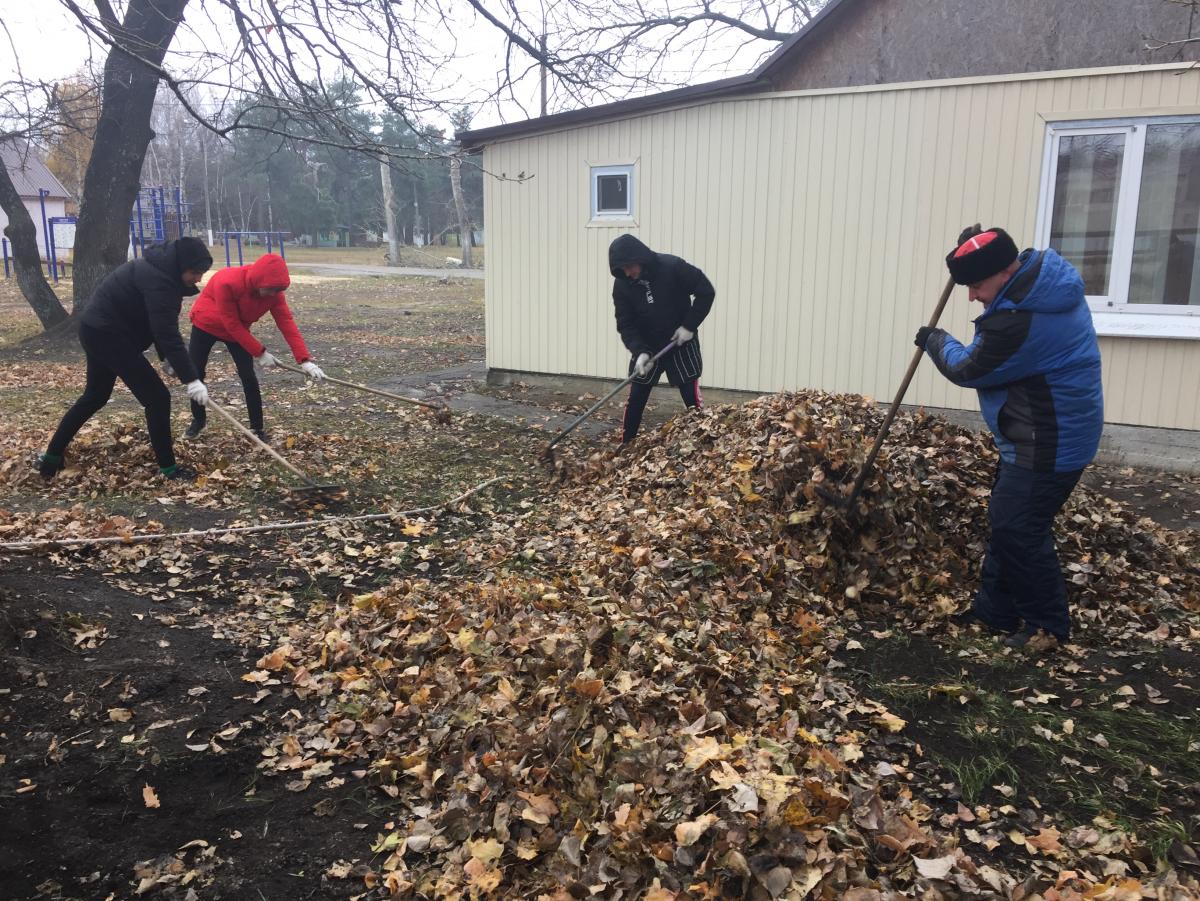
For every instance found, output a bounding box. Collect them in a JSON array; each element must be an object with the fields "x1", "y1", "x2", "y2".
[{"x1": 914, "y1": 227, "x2": 1104, "y2": 649}]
